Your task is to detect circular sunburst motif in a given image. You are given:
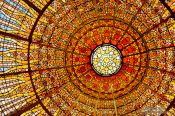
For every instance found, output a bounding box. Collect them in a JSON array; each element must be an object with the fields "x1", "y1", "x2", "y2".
[{"x1": 91, "y1": 44, "x2": 122, "y2": 76}]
